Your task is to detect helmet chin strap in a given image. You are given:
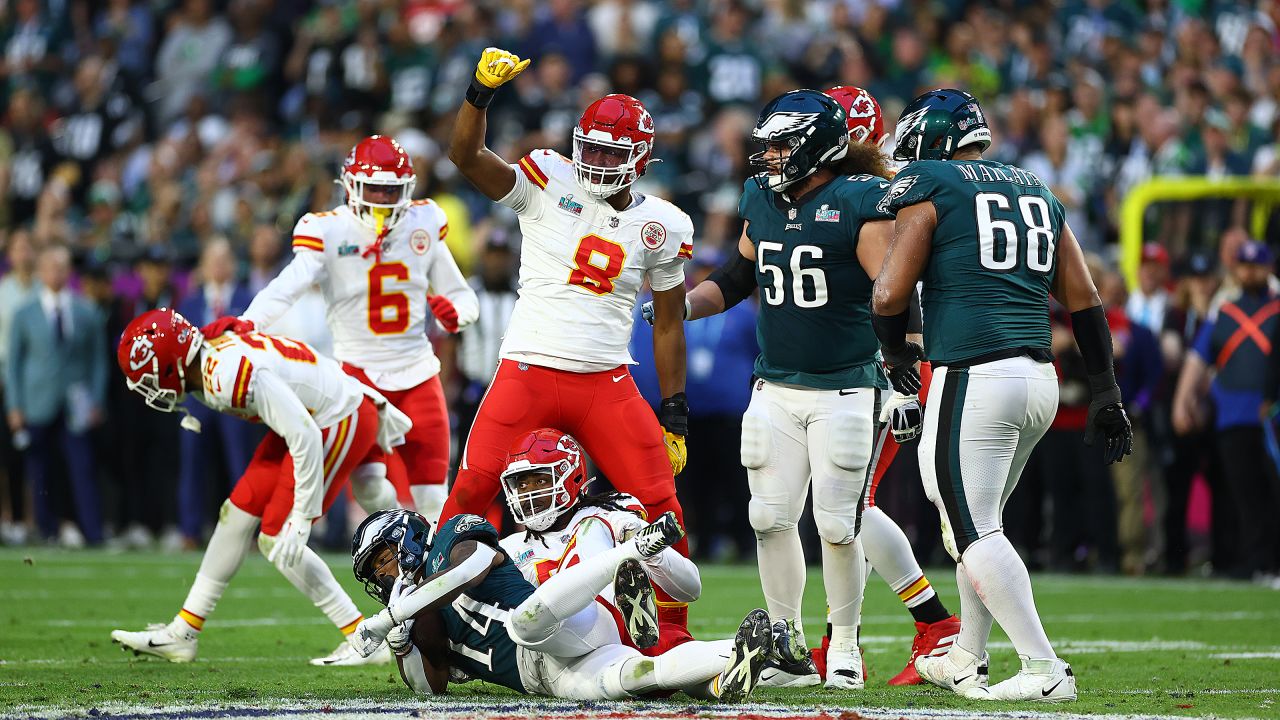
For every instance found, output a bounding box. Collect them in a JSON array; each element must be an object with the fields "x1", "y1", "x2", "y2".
[{"x1": 361, "y1": 207, "x2": 393, "y2": 263}]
